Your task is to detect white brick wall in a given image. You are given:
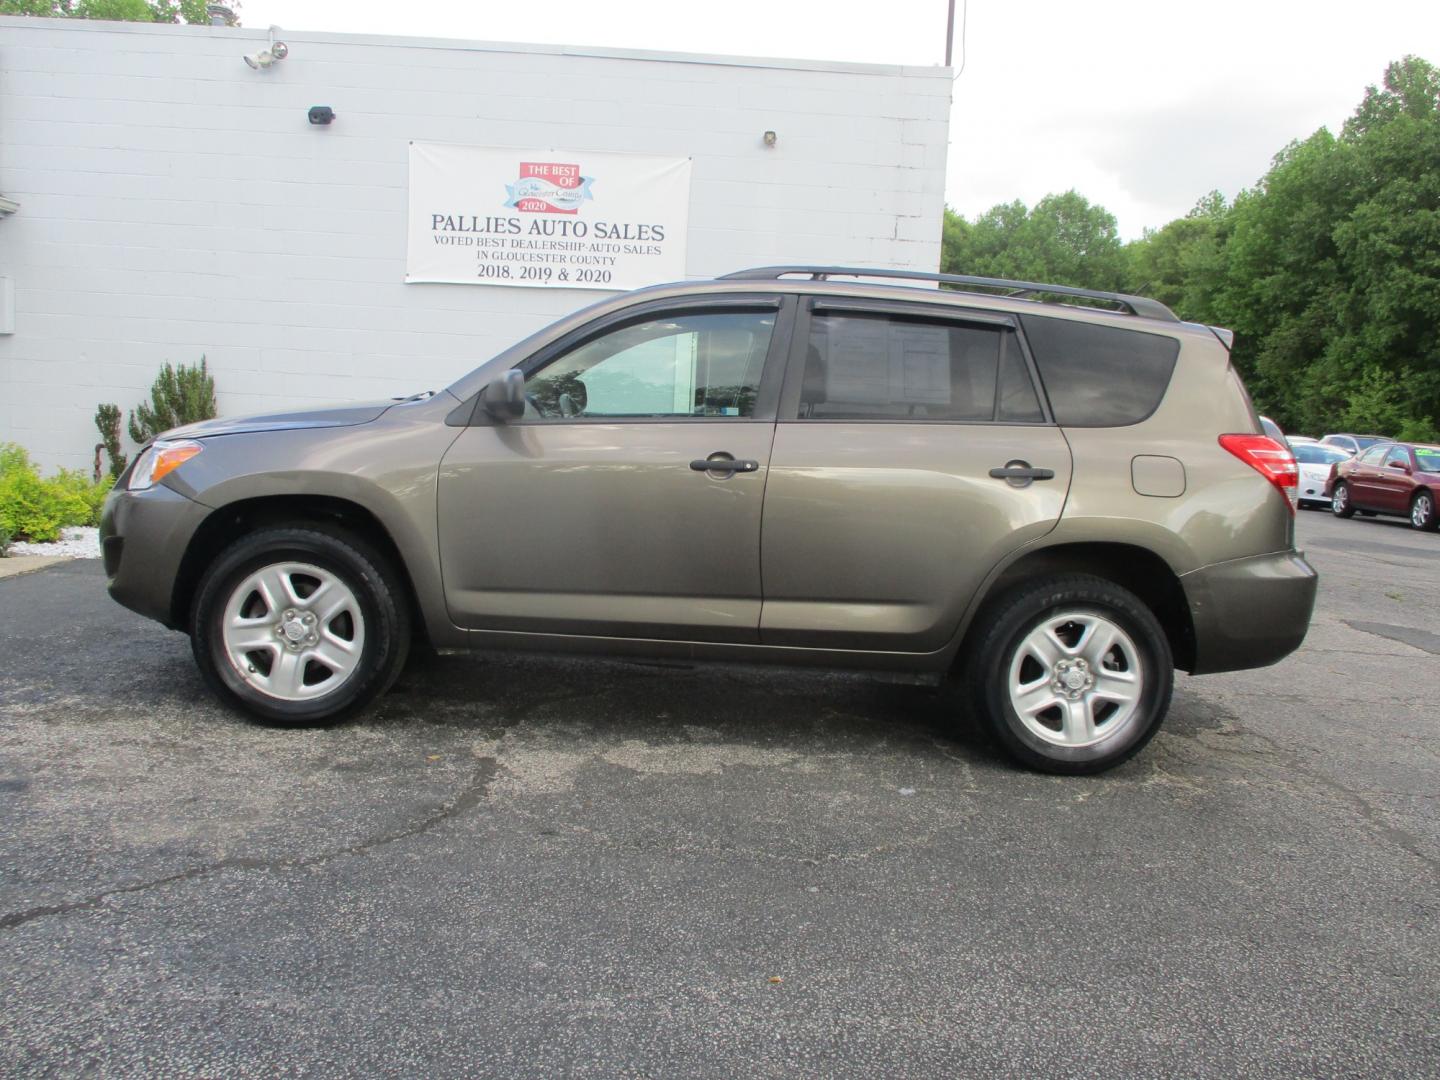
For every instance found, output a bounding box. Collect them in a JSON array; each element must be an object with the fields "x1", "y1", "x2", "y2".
[{"x1": 0, "y1": 17, "x2": 952, "y2": 471}]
